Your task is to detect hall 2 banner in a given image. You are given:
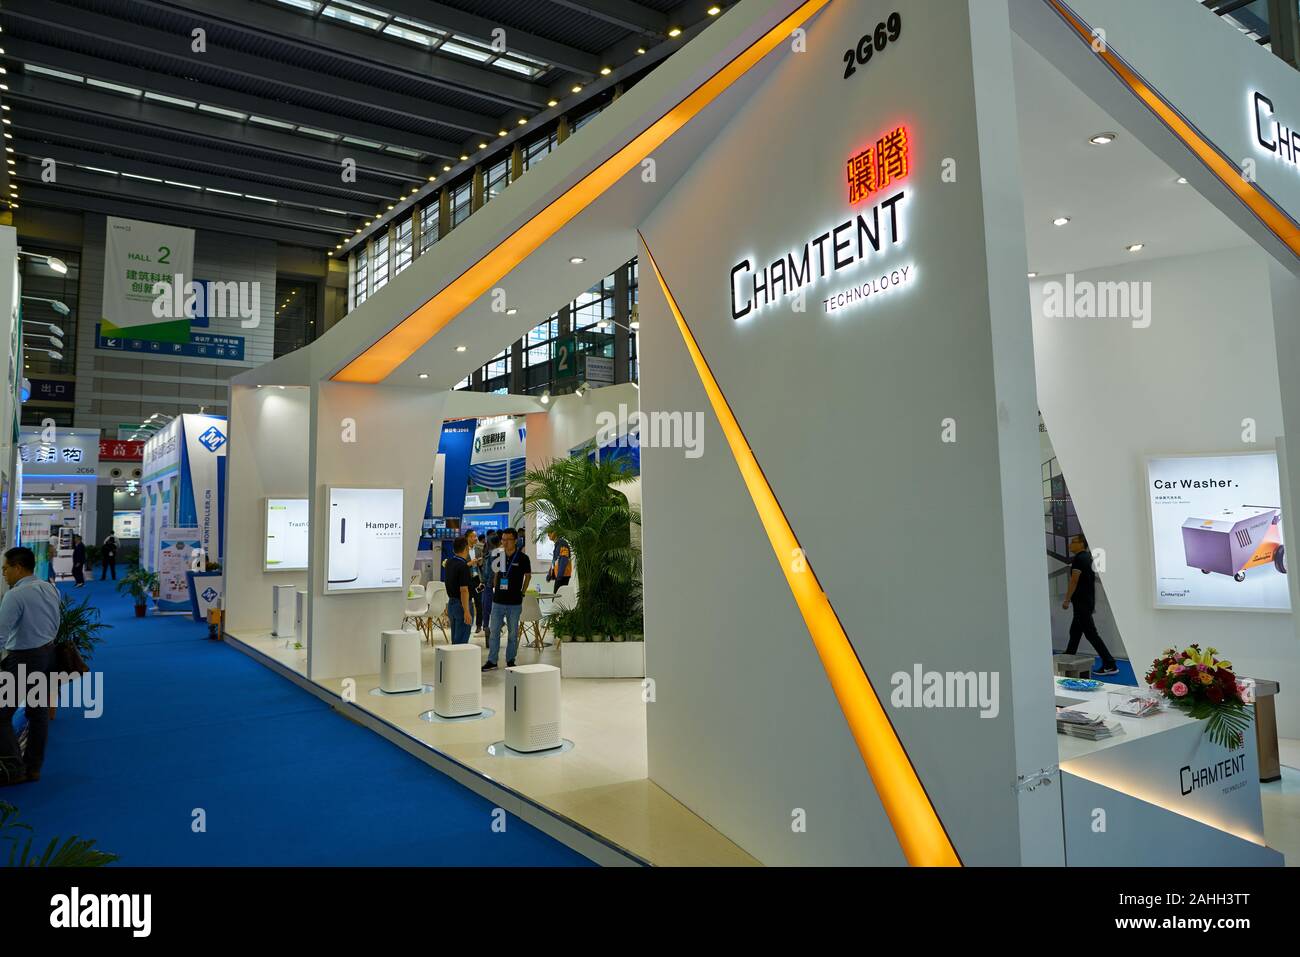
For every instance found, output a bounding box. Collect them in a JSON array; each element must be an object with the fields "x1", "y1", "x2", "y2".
[{"x1": 102, "y1": 216, "x2": 194, "y2": 344}]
